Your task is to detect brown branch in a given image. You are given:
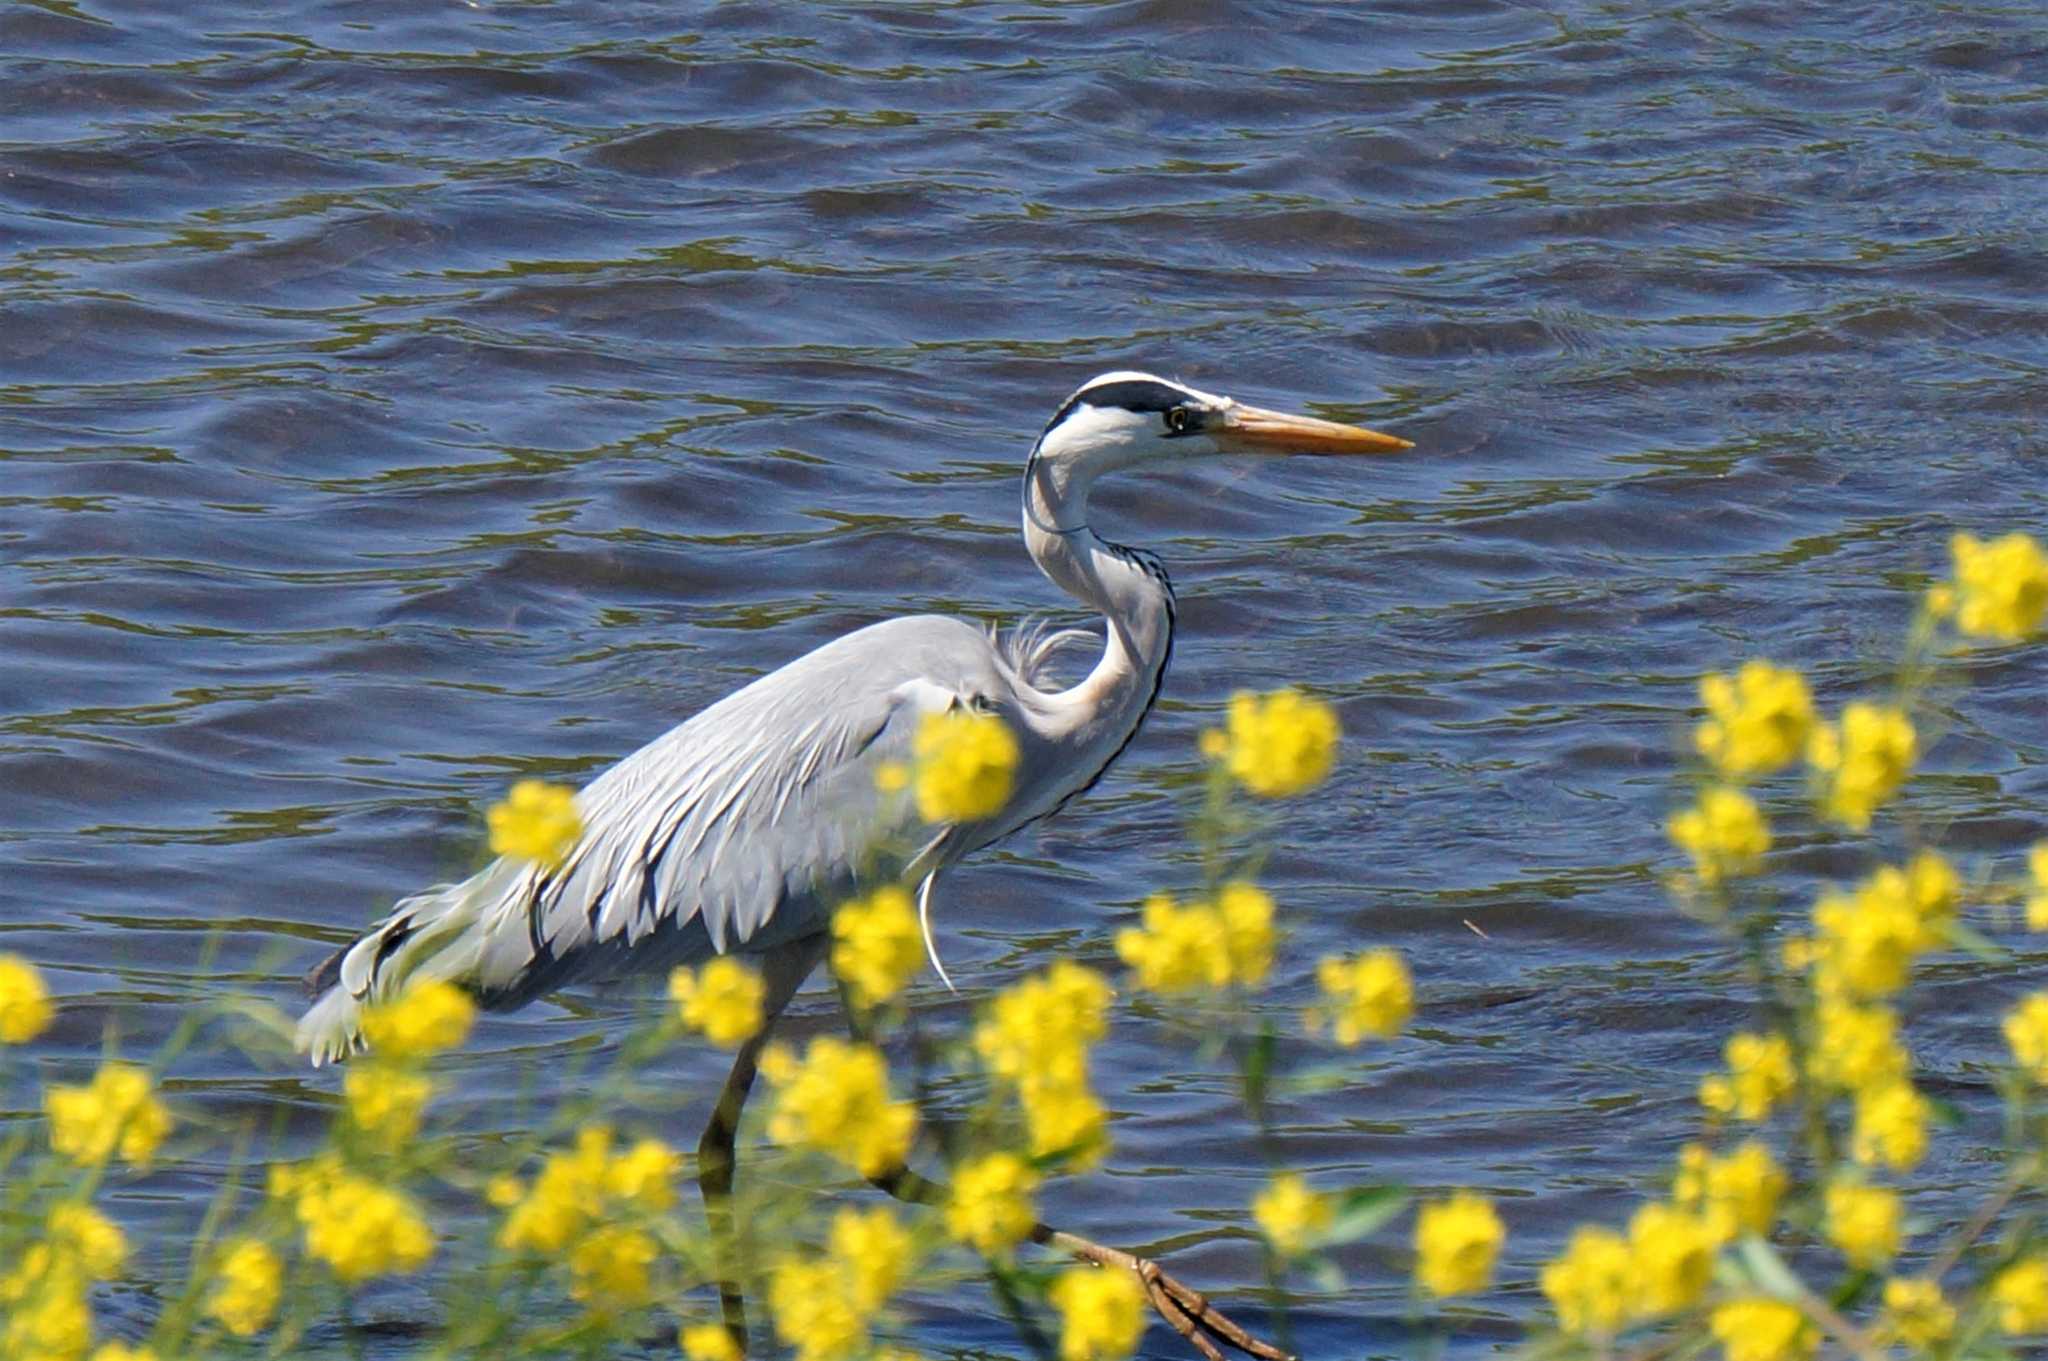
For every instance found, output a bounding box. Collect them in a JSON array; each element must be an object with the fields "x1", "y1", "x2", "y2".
[
  {"x1": 1032, "y1": 1224, "x2": 1297, "y2": 1361},
  {"x1": 1927, "y1": 1163, "x2": 2031, "y2": 1284}
]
